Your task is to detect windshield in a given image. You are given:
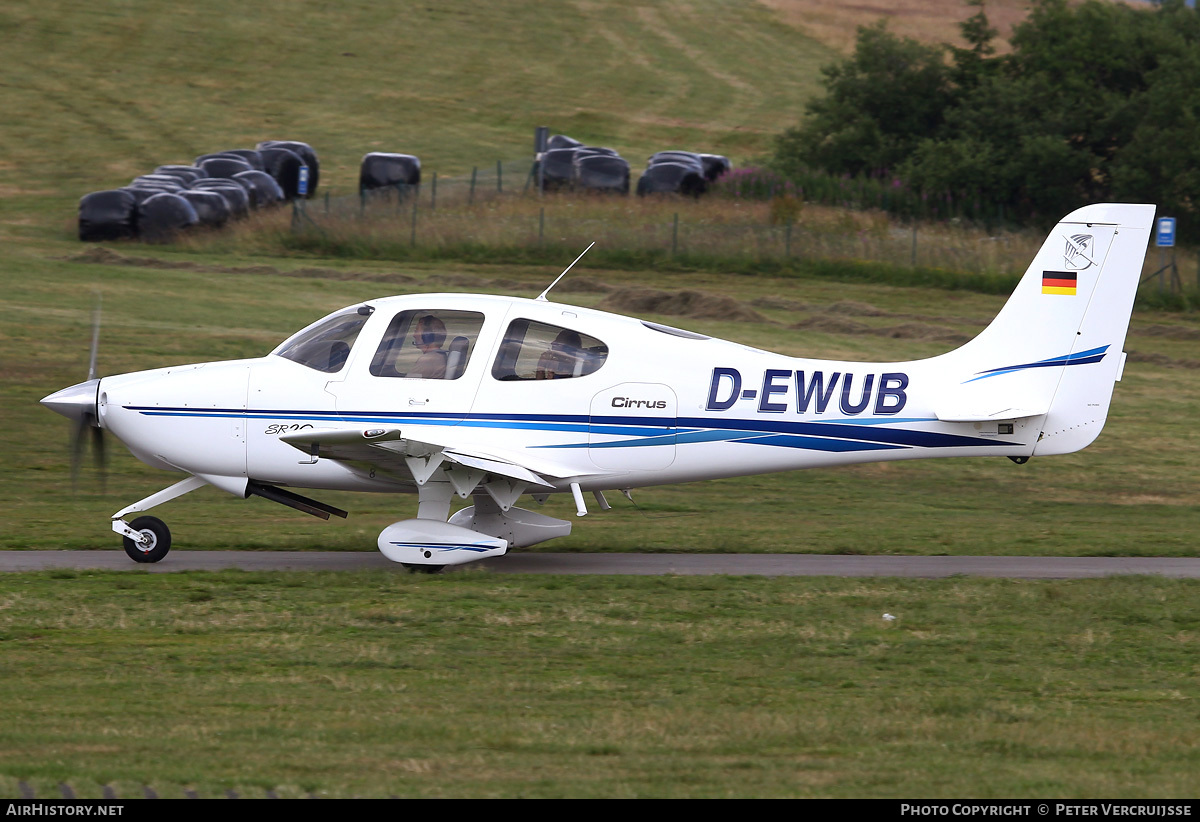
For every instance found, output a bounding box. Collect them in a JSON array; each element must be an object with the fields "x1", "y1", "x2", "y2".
[{"x1": 275, "y1": 309, "x2": 369, "y2": 373}]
